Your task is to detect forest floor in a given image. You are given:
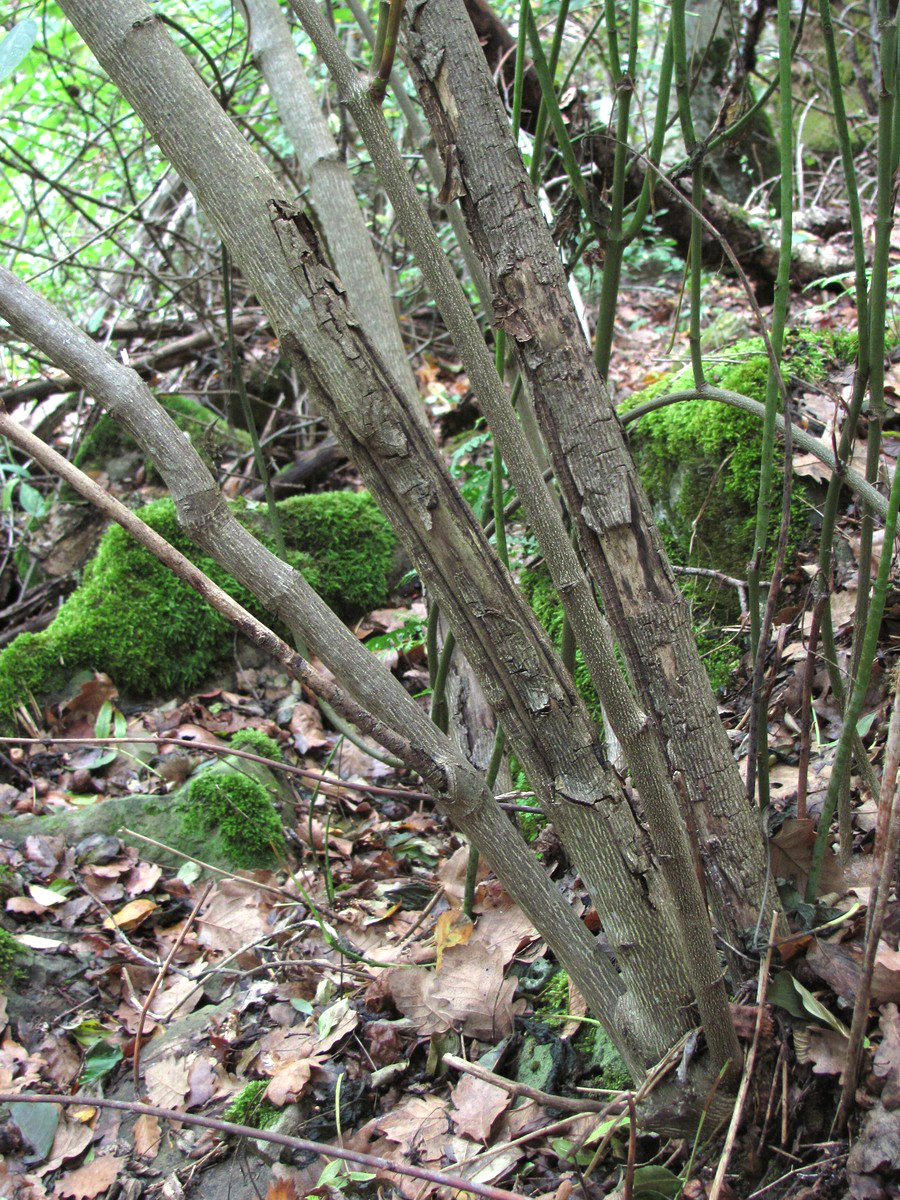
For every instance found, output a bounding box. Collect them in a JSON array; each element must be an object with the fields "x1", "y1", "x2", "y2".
[{"x1": 0, "y1": 268, "x2": 899, "y2": 1200}]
